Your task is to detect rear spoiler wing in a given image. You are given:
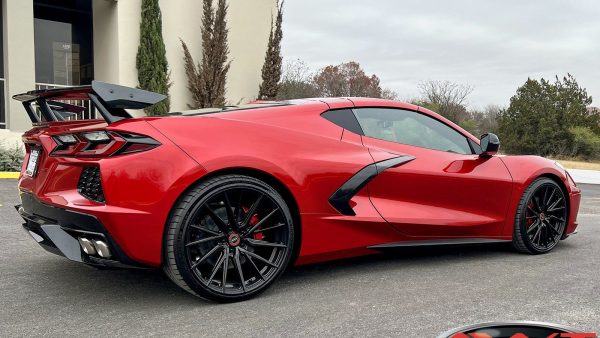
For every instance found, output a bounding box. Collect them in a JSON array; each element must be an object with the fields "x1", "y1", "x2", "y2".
[{"x1": 12, "y1": 81, "x2": 167, "y2": 124}]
